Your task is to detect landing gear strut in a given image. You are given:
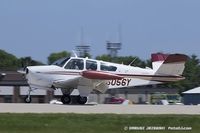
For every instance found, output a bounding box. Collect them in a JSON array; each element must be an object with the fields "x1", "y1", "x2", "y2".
[{"x1": 24, "y1": 87, "x2": 32, "y2": 103}]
